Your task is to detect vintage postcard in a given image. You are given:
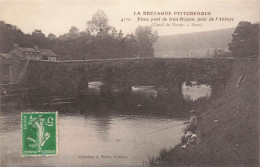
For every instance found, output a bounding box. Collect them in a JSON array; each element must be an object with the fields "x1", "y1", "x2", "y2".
[{"x1": 0, "y1": 0, "x2": 259, "y2": 167}]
